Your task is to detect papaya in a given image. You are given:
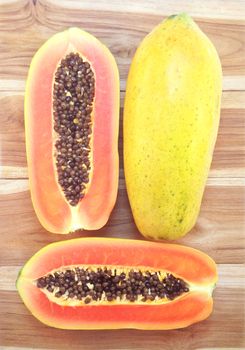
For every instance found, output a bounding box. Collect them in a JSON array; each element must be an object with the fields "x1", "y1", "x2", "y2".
[
  {"x1": 25, "y1": 28, "x2": 119, "y2": 234},
  {"x1": 16, "y1": 237, "x2": 217, "y2": 330},
  {"x1": 124, "y1": 13, "x2": 222, "y2": 240}
]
